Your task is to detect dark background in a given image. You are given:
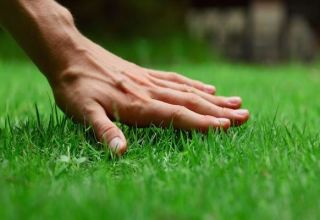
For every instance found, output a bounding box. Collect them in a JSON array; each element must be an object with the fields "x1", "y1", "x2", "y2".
[
  {"x1": 57, "y1": 0, "x2": 320, "y2": 38},
  {"x1": 1, "y1": 0, "x2": 319, "y2": 64}
]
